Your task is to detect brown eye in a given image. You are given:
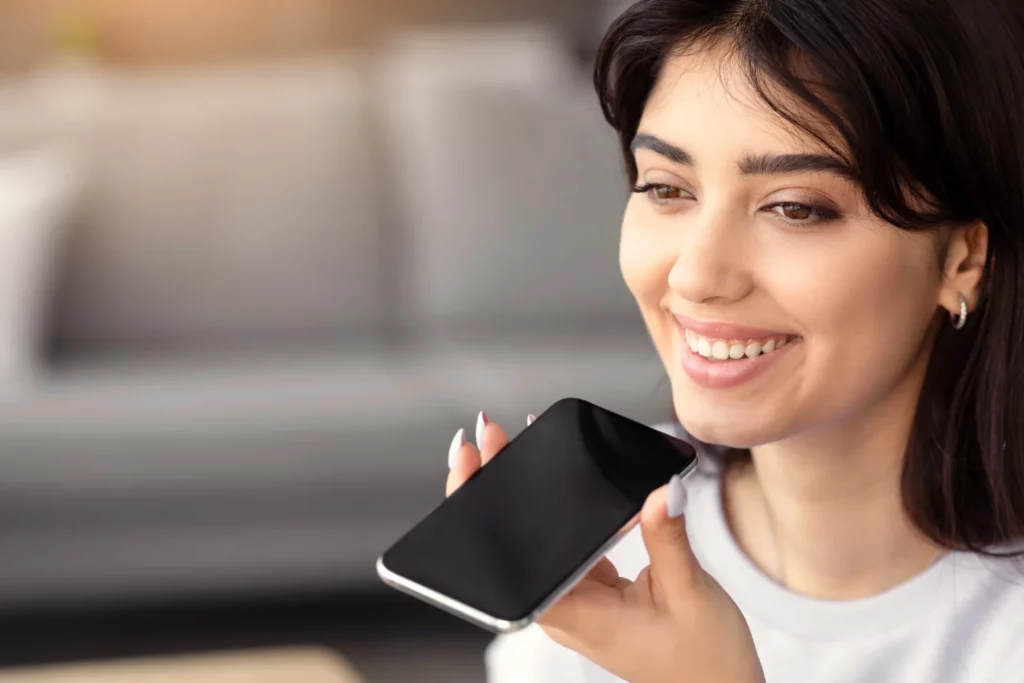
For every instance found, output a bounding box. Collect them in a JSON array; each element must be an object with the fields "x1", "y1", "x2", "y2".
[
  {"x1": 651, "y1": 185, "x2": 682, "y2": 200},
  {"x1": 632, "y1": 183, "x2": 687, "y2": 203},
  {"x1": 765, "y1": 201, "x2": 841, "y2": 225},
  {"x1": 779, "y1": 203, "x2": 812, "y2": 220}
]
